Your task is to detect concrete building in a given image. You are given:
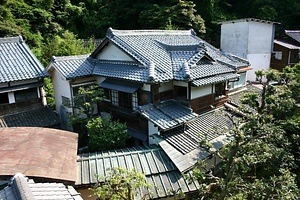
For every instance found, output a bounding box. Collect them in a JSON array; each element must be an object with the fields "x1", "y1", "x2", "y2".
[{"x1": 220, "y1": 18, "x2": 279, "y2": 81}]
